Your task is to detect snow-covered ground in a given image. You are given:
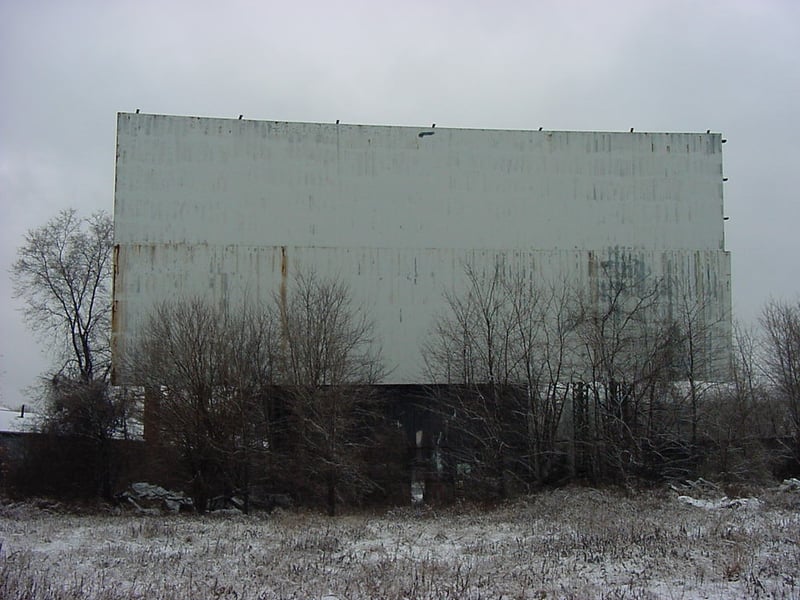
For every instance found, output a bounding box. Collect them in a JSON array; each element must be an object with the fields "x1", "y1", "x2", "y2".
[
  {"x1": 0, "y1": 405, "x2": 38, "y2": 433},
  {"x1": 1, "y1": 486, "x2": 798, "y2": 599}
]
